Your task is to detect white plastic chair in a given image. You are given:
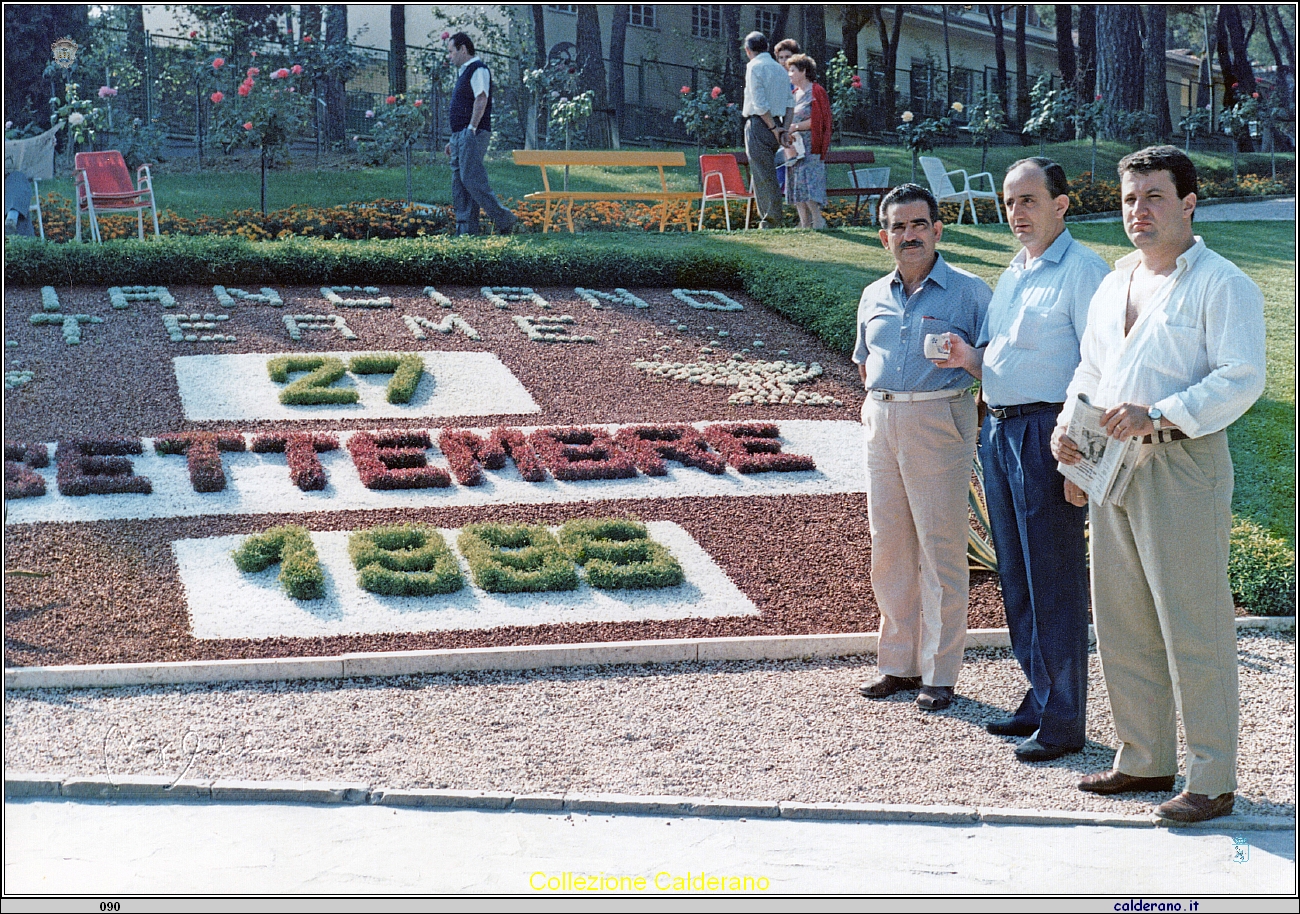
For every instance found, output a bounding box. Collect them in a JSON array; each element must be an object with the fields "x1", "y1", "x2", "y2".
[
  {"x1": 919, "y1": 155, "x2": 1002, "y2": 224},
  {"x1": 849, "y1": 166, "x2": 891, "y2": 224}
]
